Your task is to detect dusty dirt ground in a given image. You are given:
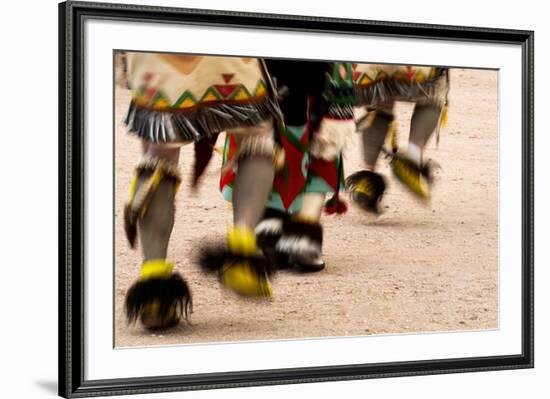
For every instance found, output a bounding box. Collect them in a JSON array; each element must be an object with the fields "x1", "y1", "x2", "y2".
[{"x1": 114, "y1": 67, "x2": 498, "y2": 347}]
